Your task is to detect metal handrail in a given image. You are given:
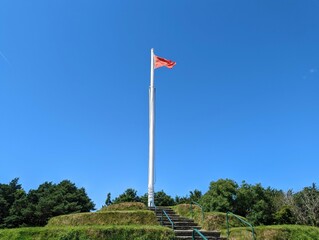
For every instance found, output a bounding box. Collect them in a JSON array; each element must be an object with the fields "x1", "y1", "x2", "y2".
[
  {"x1": 192, "y1": 228, "x2": 208, "y2": 240},
  {"x1": 161, "y1": 210, "x2": 174, "y2": 229},
  {"x1": 226, "y1": 212, "x2": 256, "y2": 240},
  {"x1": 190, "y1": 201, "x2": 204, "y2": 222},
  {"x1": 152, "y1": 201, "x2": 157, "y2": 211}
]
